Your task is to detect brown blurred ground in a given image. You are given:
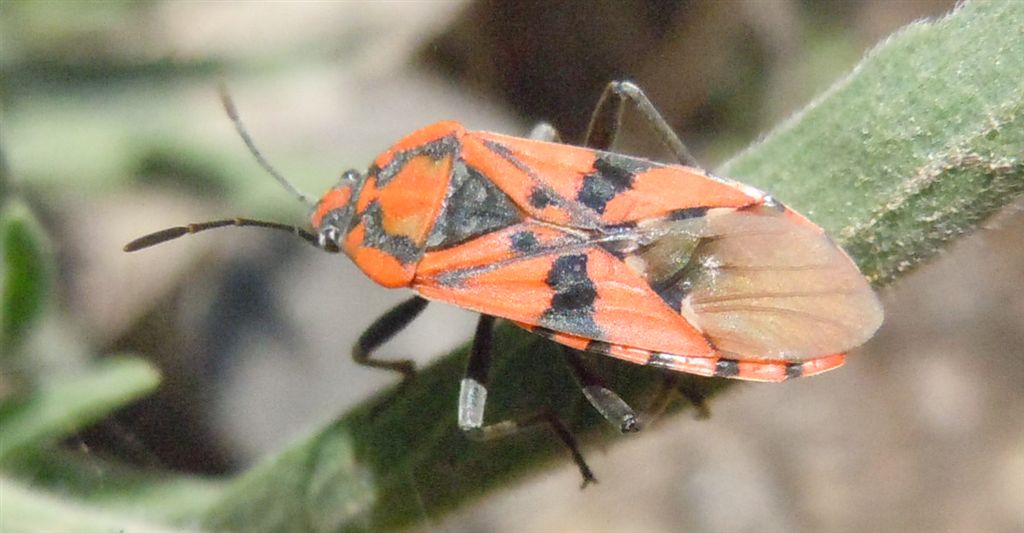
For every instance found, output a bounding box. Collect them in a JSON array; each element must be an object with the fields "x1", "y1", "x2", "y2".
[{"x1": 5, "y1": 1, "x2": 1021, "y2": 531}]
